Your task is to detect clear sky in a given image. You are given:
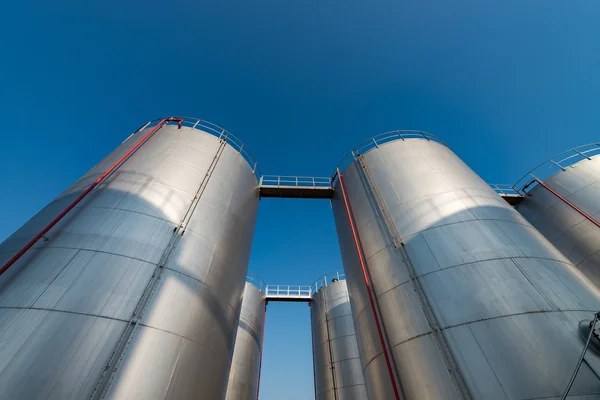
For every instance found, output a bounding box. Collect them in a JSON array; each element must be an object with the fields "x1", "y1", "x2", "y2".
[{"x1": 1, "y1": 1, "x2": 600, "y2": 399}]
